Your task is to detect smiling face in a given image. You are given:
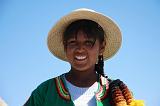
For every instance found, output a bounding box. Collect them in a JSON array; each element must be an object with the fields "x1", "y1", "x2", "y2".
[
  {"x1": 65, "y1": 31, "x2": 105, "y2": 72},
  {"x1": 63, "y1": 19, "x2": 106, "y2": 72}
]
